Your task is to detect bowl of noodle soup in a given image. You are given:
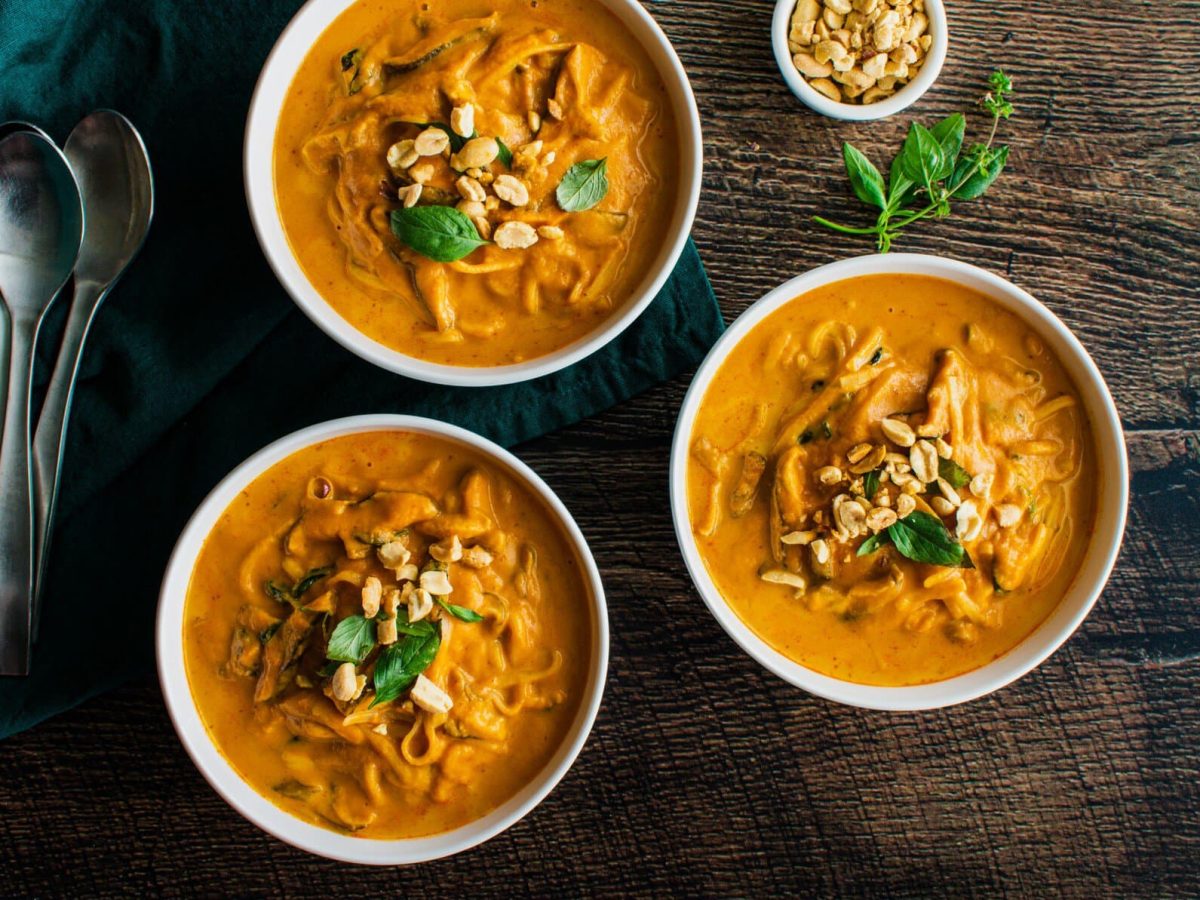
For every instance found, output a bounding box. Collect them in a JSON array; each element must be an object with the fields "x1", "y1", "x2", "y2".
[
  {"x1": 158, "y1": 415, "x2": 608, "y2": 863},
  {"x1": 670, "y1": 254, "x2": 1127, "y2": 709}
]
